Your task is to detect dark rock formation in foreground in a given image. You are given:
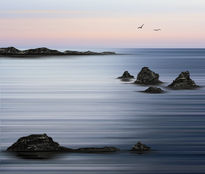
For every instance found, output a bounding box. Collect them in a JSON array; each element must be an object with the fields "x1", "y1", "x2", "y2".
[
  {"x1": 143, "y1": 87, "x2": 165, "y2": 94},
  {"x1": 0, "y1": 47, "x2": 116, "y2": 56},
  {"x1": 135, "y1": 67, "x2": 162, "y2": 85},
  {"x1": 168, "y1": 71, "x2": 199, "y2": 89},
  {"x1": 7, "y1": 134, "x2": 66, "y2": 152},
  {"x1": 7, "y1": 134, "x2": 119, "y2": 153},
  {"x1": 117, "y1": 71, "x2": 134, "y2": 81},
  {"x1": 131, "y1": 142, "x2": 151, "y2": 153}
]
